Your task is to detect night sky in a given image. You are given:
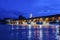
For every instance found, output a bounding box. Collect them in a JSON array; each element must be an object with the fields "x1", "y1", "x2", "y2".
[{"x1": 0, "y1": 0, "x2": 60, "y2": 19}]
